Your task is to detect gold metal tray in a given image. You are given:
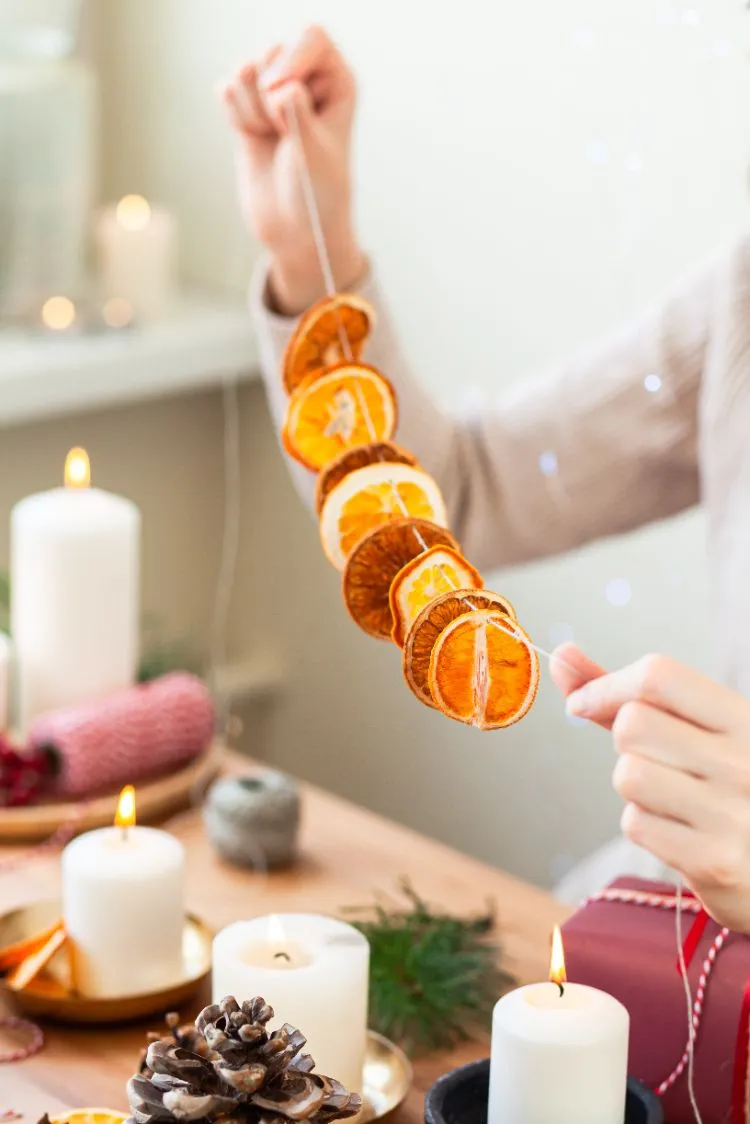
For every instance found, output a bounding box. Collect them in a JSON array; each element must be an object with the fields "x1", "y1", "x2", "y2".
[
  {"x1": 0, "y1": 898, "x2": 212, "y2": 1023},
  {"x1": 361, "y1": 1031, "x2": 413, "y2": 1121}
]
